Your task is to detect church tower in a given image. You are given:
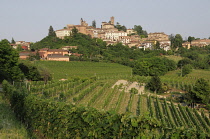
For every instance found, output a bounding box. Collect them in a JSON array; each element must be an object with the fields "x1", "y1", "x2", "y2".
[{"x1": 110, "y1": 16, "x2": 114, "y2": 25}]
